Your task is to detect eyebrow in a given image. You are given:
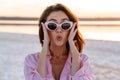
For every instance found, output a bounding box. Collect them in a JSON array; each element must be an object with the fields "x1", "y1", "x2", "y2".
[
  {"x1": 48, "y1": 18, "x2": 69, "y2": 22},
  {"x1": 61, "y1": 18, "x2": 69, "y2": 21},
  {"x1": 48, "y1": 19, "x2": 57, "y2": 21}
]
